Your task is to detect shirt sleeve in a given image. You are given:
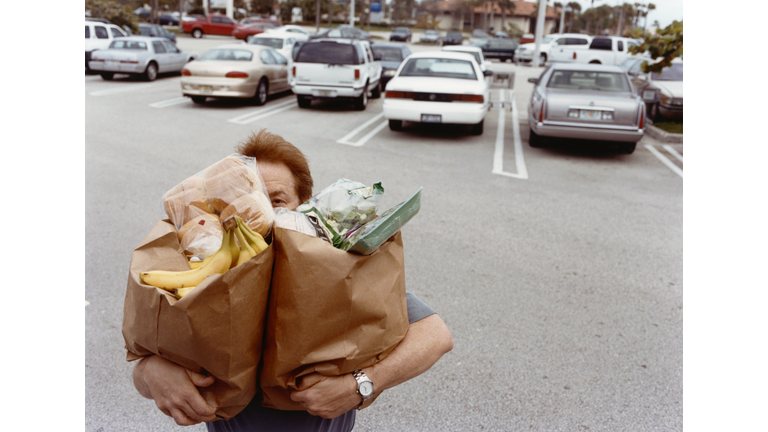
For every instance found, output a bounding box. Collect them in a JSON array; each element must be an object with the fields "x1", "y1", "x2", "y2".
[{"x1": 406, "y1": 291, "x2": 436, "y2": 324}]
